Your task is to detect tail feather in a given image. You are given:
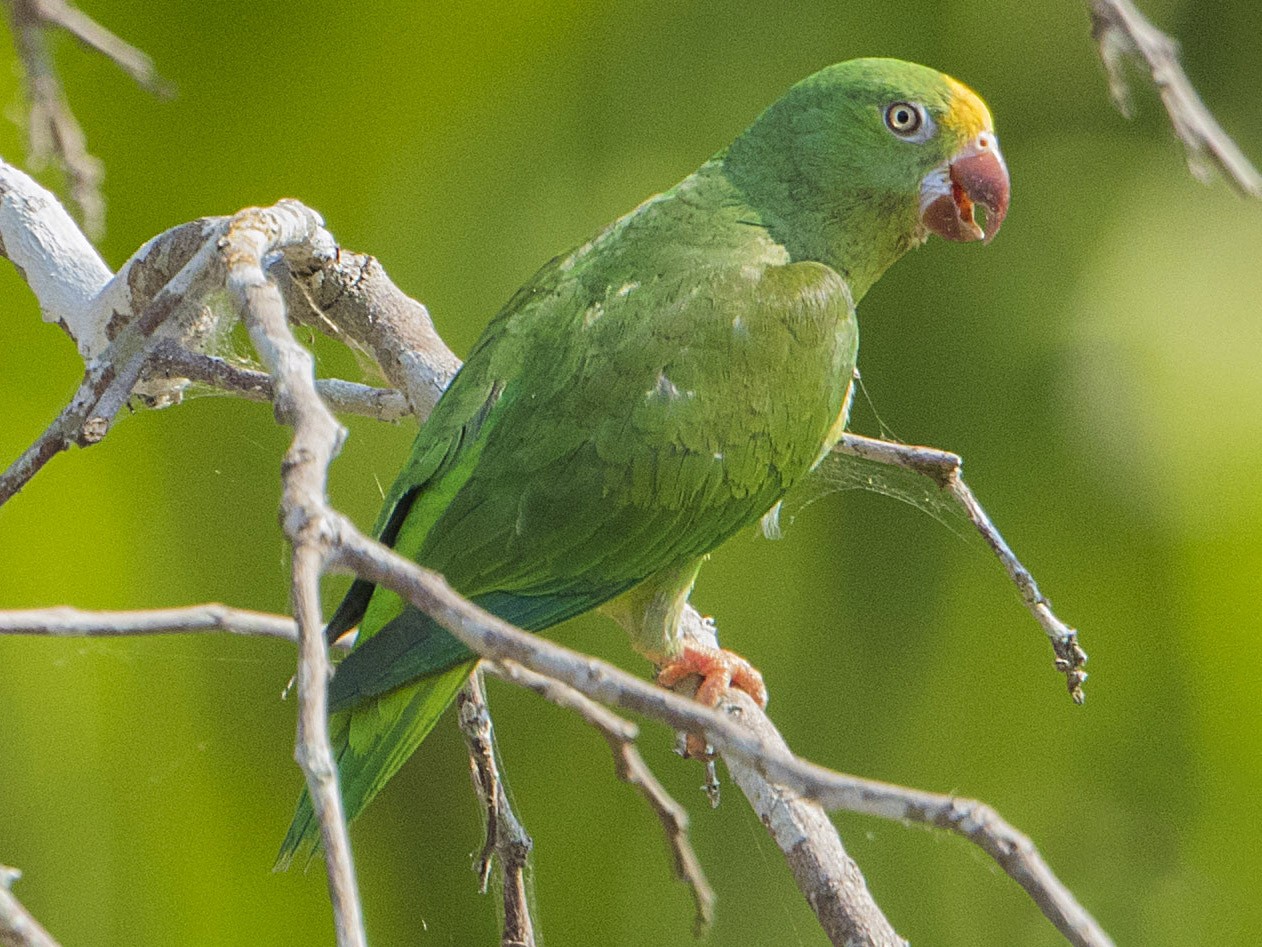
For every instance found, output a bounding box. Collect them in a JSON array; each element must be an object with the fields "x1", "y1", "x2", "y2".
[
  {"x1": 328, "y1": 606, "x2": 475, "y2": 714},
  {"x1": 274, "y1": 659, "x2": 476, "y2": 870}
]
